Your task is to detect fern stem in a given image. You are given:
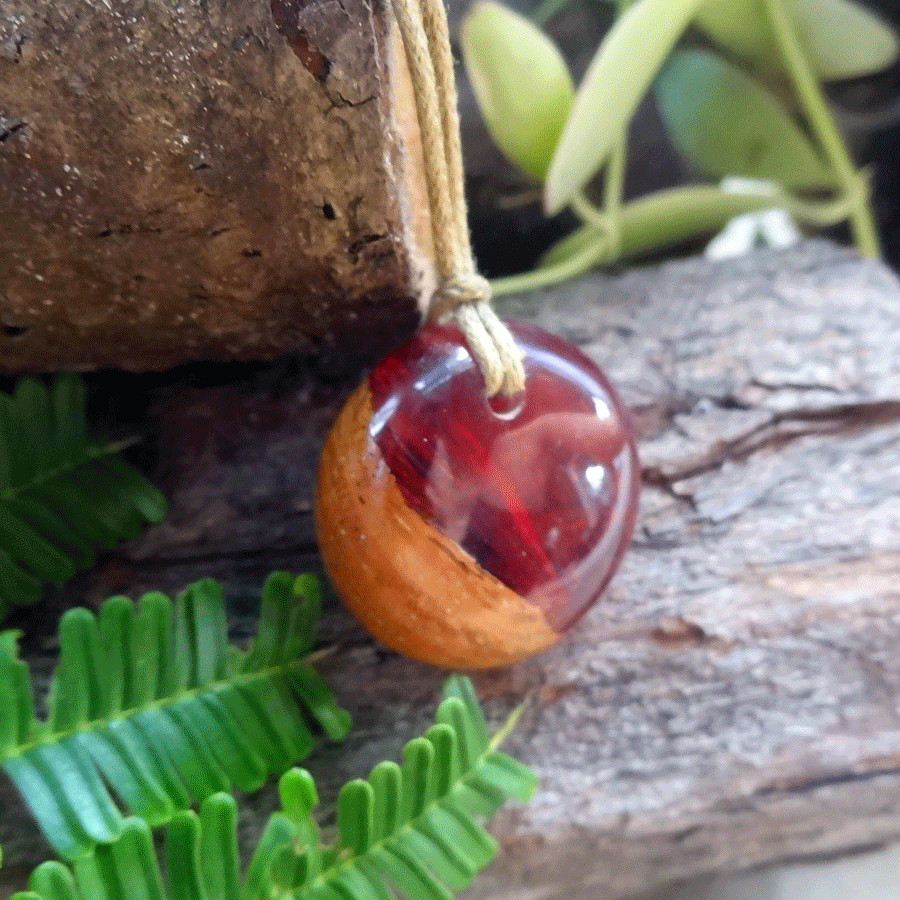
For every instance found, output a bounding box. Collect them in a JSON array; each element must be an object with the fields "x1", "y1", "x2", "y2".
[
  {"x1": 490, "y1": 700, "x2": 530, "y2": 751},
  {"x1": 2, "y1": 656, "x2": 319, "y2": 760},
  {"x1": 299, "y1": 742, "x2": 505, "y2": 897},
  {"x1": 1, "y1": 441, "x2": 133, "y2": 503}
]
